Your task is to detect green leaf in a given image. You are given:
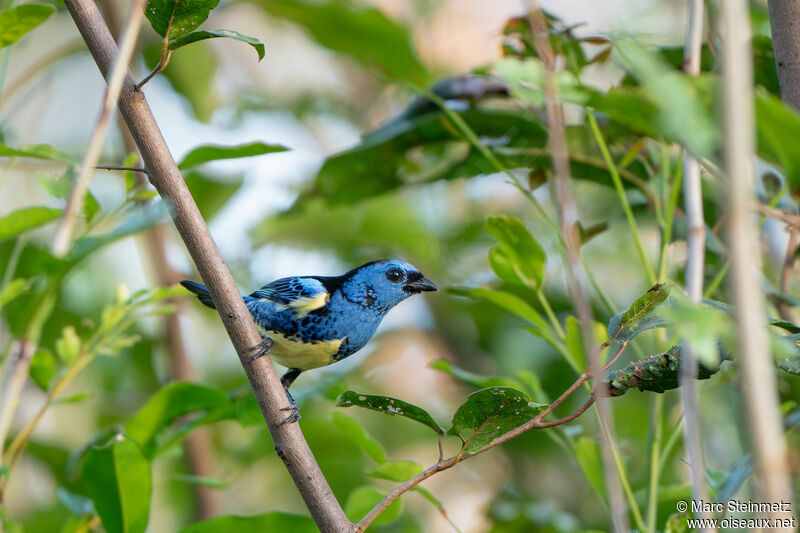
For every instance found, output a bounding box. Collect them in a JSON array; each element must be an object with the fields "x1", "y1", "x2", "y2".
[
  {"x1": 662, "y1": 296, "x2": 730, "y2": 368},
  {"x1": 264, "y1": 0, "x2": 426, "y2": 82},
  {"x1": 331, "y1": 411, "x2": 386, "y2": 464},
  {"x1": 0, "y1": 278, "x2": 33, "y2": 307},
  {"x1": 173, "y1": 474, "x2": 229, "y2": 489},
  {"x1": 126, "y1": 382, "x2": 229, "y2": 458},
  {"x1": 345, "y1": 486, "x2": 402, "y2": 526},
  {"x1": 0, "y1": 4, "x2": 55, "y2": 48},
  {"x1": 144, "y1": 0, "x2": 219, "y2": 42},
  {"x1": 0, "y1": 142, "x2": 75, "y2": 162},
  {"x1": 30, "y1": 348, "x2": 57, "y2": 390},
  {"x1": 178, "y1": 512, "x2": 317, "y2": 533},
  {"x1": 574, "y1": 437, "x2": 605, "y2": 502},
  {"x1": 450, "y1": 287, "x2": 547, "y2": 328},
  {"x1": 82, "y1": 435, "x2": 151, "y2": 533},
  {"x1": 495, "y1": 57, "x2": 592, "y2": 106},
  {"x1": 53, "y1": 392, "x2": 94, "y2": 405},
  {"x1": 449, "y1": 387, "x2": 542, "y2": 453},
  {"x1": 178, "y1": 142, "x2": 287, "y2": 169},
  {"x1": 485, "y1": 216, "x2": 546, "y2": 289},
  {"x1": 777, "y1": 356, "x2": 800, "y2": 376},
  {"x1": 303, "y1": 108, "x2": 546, "y2": 206},
  {"x1": 336, "y1": 390, "x2": 444, "y2": 435},
  {"x1": 367, "y1": 460, "x2": 422, "y2": 482},
  {"x1": 0, "y1": 206, "x2": 62, "y2": 241},
  {"x1": 37, "y1": 166, "x2": 101, "y2": 219},
  {"x1": 428, "y1": 359, "x2": 523, "y2": 390},
  {"x1": 755, "y1": 89, "x2": 800, "y2": 188},
  {"x1": 55, "y1": 326, "x2": 82, "y2": 364},
  {"x1": 169, "y1": 29, "x2": 265, "y2": 61},
  {"x1": 607, "y1": 283, "x2": 670, "y2": 341}
]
